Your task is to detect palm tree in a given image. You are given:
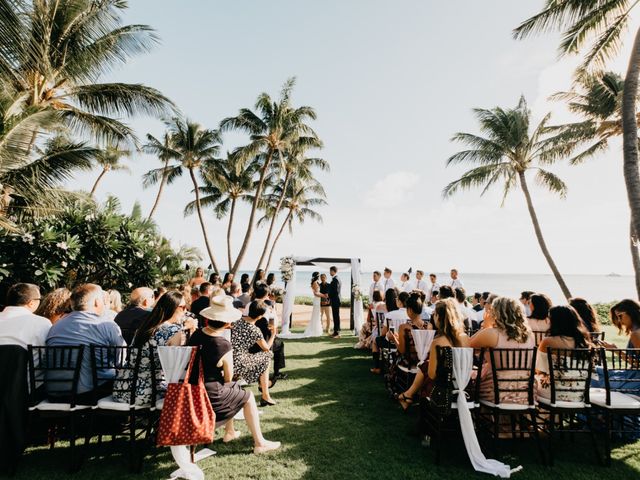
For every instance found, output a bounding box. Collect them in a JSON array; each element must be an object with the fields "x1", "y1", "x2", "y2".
[
  {"x1": 185, "y1": 152, "x2": 259, "y2": 270},
  {"x1": 443, "y1": 96, "x2": 574, "y2": 299},
  {"x1": 220, "y1": 77, "x2": 318, "y2": 275},
  {"x1": 168, "y1": 117, "x2": 223, "y2": 273},
  {"x1": 254, "y1": 136, "x2": 327, "y2": 272},
  {"x1": 514, "y1": 1, "x2": 640, "y2": 296},
  {"x1": 0, "y1": 0, "x2": 175, "y2": 147},
  {"x1": 261, "y1": 177, "x2": 327, "y2": 272},
  {"x1": 90, "y1": 144, "x2": 131, "y2": 196},
  {"x1": 142, "y1": 132, "x2": 182, "y2": 219}
]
